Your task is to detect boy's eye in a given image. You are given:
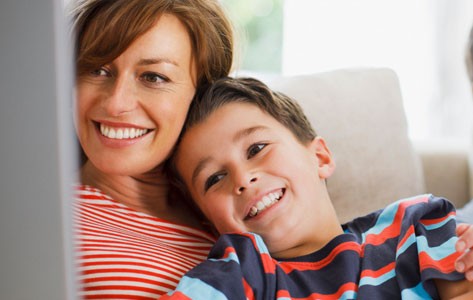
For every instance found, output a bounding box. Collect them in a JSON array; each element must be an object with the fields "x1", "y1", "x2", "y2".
[
  {"x1": 247, "y1": 143, "x2": 267, "y2": 159},
  {"x1": 204, "y1": 173, "x2": 225, "y2": 192}
]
